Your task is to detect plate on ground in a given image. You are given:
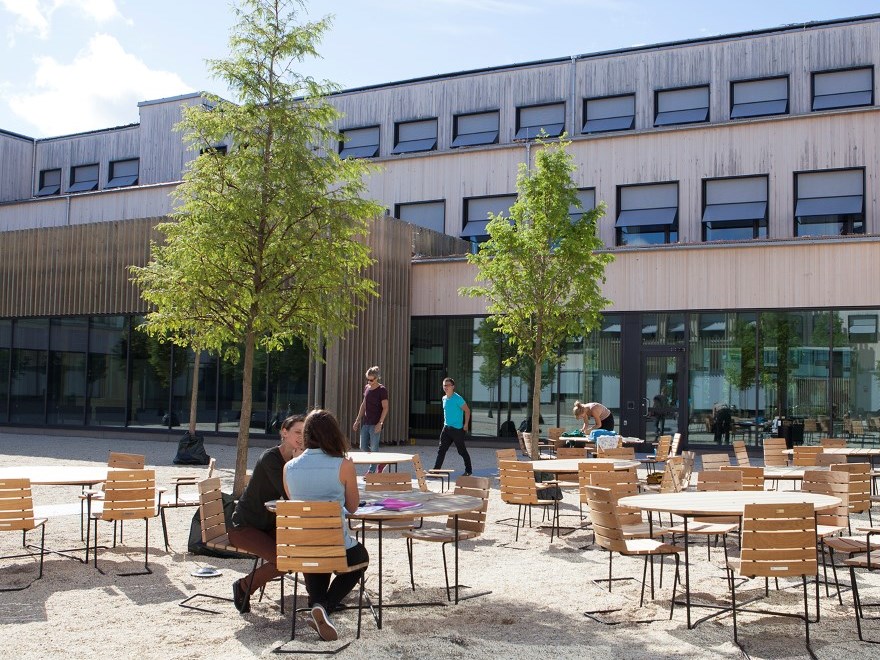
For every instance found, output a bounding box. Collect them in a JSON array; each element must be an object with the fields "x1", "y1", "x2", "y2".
[{"x1": 190, "y1": 567, "x2": 222, "y2": 578}]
